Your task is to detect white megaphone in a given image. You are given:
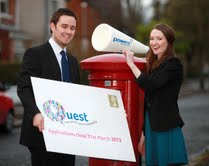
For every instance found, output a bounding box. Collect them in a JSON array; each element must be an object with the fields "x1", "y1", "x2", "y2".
[{"x1": 91, "y1": 23, "x2": 149, "y2": 54}]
